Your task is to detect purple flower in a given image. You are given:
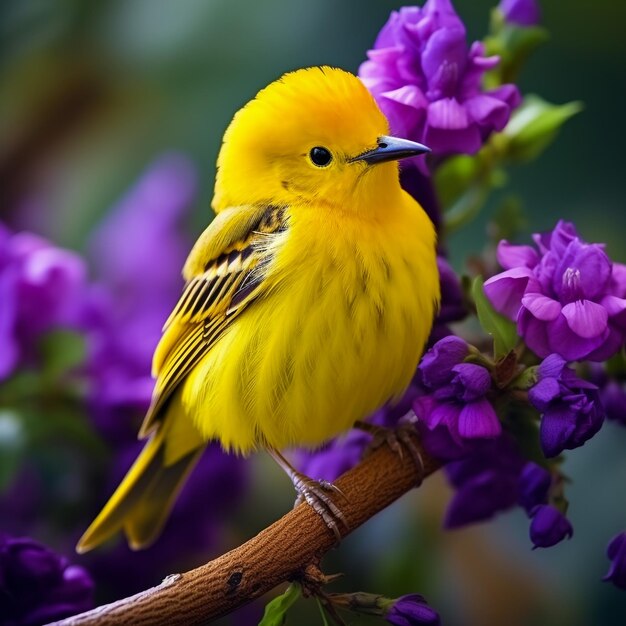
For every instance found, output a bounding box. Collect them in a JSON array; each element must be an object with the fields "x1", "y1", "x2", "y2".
[
  {"x1": 528, "y1": 505, "x2": 573, "y2": 548},
  {"x1": 444, "y1": 434, "x2": 525, "y2": 527},
  {"x1": 588, "y1": 364, "x2": 626, "y2": 427},
  {"x1": 384, "y1": 594, "x2": 440, "y2": 626},
  {"x1": 414, "y1": 337, "x2": 501, "y2": 448},
  {"x1": 529, "y1": 354, "x2": 604, "y2": 457},
  {"x1": 296, "y1": 430, "x2": 370, "y2": 483},
  {"x1": 599, "y1": 380, "x2": 626, "y2": 426},
  {"x1": 0, "y1": 225, "x2": 90, "y2": 380},
  {"x1": 359, "y1": 0, "x2": 520, "y2": 163},
  {"x1": 517, "y1": 461, "x2": 551, "y2": 513},
  {"x1": 0, "y1": 533, "x2": 94, "y2": 625},
  {"x1": 603, "y1": 532, "x2": 626, "y2": 590},
  {"x1": 484, "y1": 220, "x2": 626, "y2": 361},
  {"x1": 499, "y1": 0, "x2": 541, "y2": 27}
]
